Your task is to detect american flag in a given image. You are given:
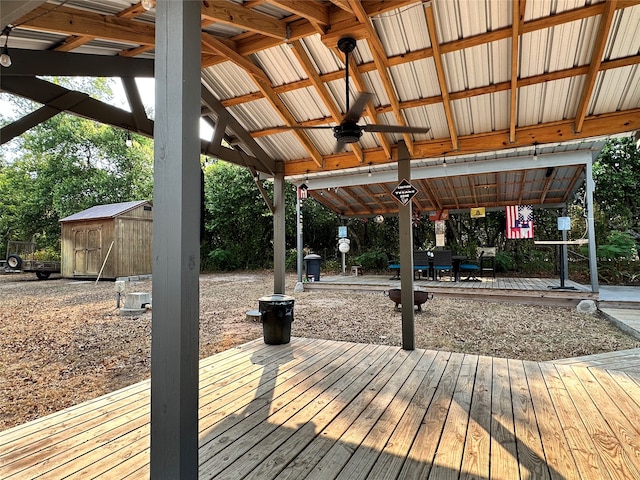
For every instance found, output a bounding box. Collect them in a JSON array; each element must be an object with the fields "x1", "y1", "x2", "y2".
[{"x1": 506, "y1": 205, "x2": 534, "y2": 239}]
